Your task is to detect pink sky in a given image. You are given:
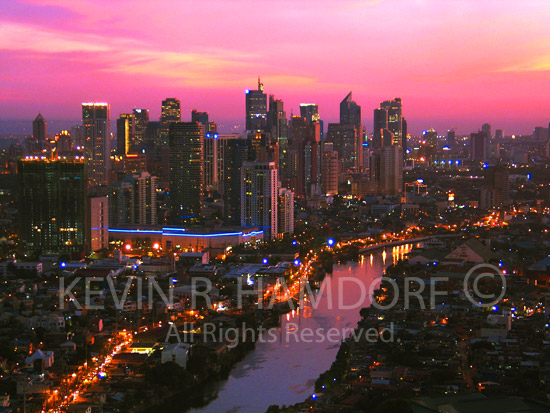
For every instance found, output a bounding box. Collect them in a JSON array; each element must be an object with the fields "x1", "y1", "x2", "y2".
[{"x1": 1, "y1": 0, "x2": 550, "y2": 134}]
